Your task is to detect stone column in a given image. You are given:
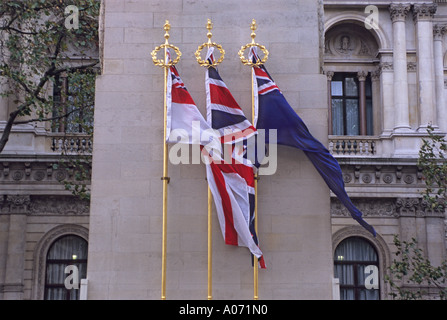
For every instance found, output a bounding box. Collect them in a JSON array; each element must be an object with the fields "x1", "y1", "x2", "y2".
[
  {"x1": 389, "y1": 3, "x2": 411, "y2": 132},
  {"x1": 379, "y1": 61, "x2": 394, "y2": 137},
  {"x1": 3, "y1": 196, "x2": 28, "y2": 300},
  {"x1": 326, "y1": 71, "x2": 334, "y2": 135},
  {"x1": 357, "y1": 71, "x2": 367, "y2": 135},
  {"x1": 426, "y1": 216, "x2": 447, "y2": 266},
  {"x1": 0, "y1": 74, "x2": 9, "y2": 123},
  {"x1": 413, "y1": 3, "x2": 438, "y2": 131},
  {"x1": 371, "y1": 69, "x2": 381, "y2": 135},
  {"x1": 433, "y1": 24, "x2": 446, "y2": 132}
]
